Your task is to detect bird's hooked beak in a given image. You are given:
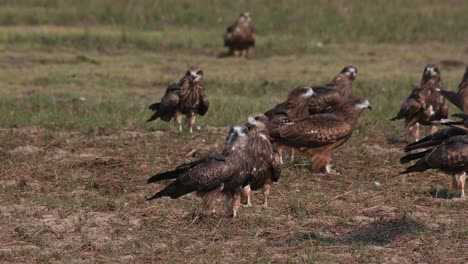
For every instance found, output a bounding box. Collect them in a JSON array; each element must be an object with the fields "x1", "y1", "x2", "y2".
[
  {"x1": 245, "y1": 122, "x2": 254, "y2": 130},
  {"x1": 188, "y1": 73, "x2": 197, "y2": 83},
  {"x1": 367, "y1": 104, "x2": 373, "y2": 110}
]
